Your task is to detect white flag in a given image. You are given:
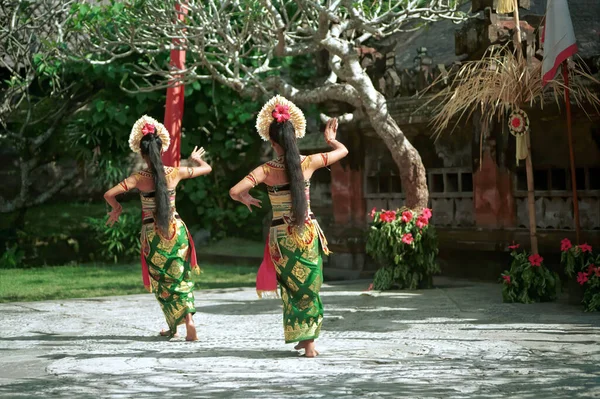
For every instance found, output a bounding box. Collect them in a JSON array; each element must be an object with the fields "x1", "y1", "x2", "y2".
[{"x1": 541, "y1": 0, "x2": 578, "y2": 86}]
